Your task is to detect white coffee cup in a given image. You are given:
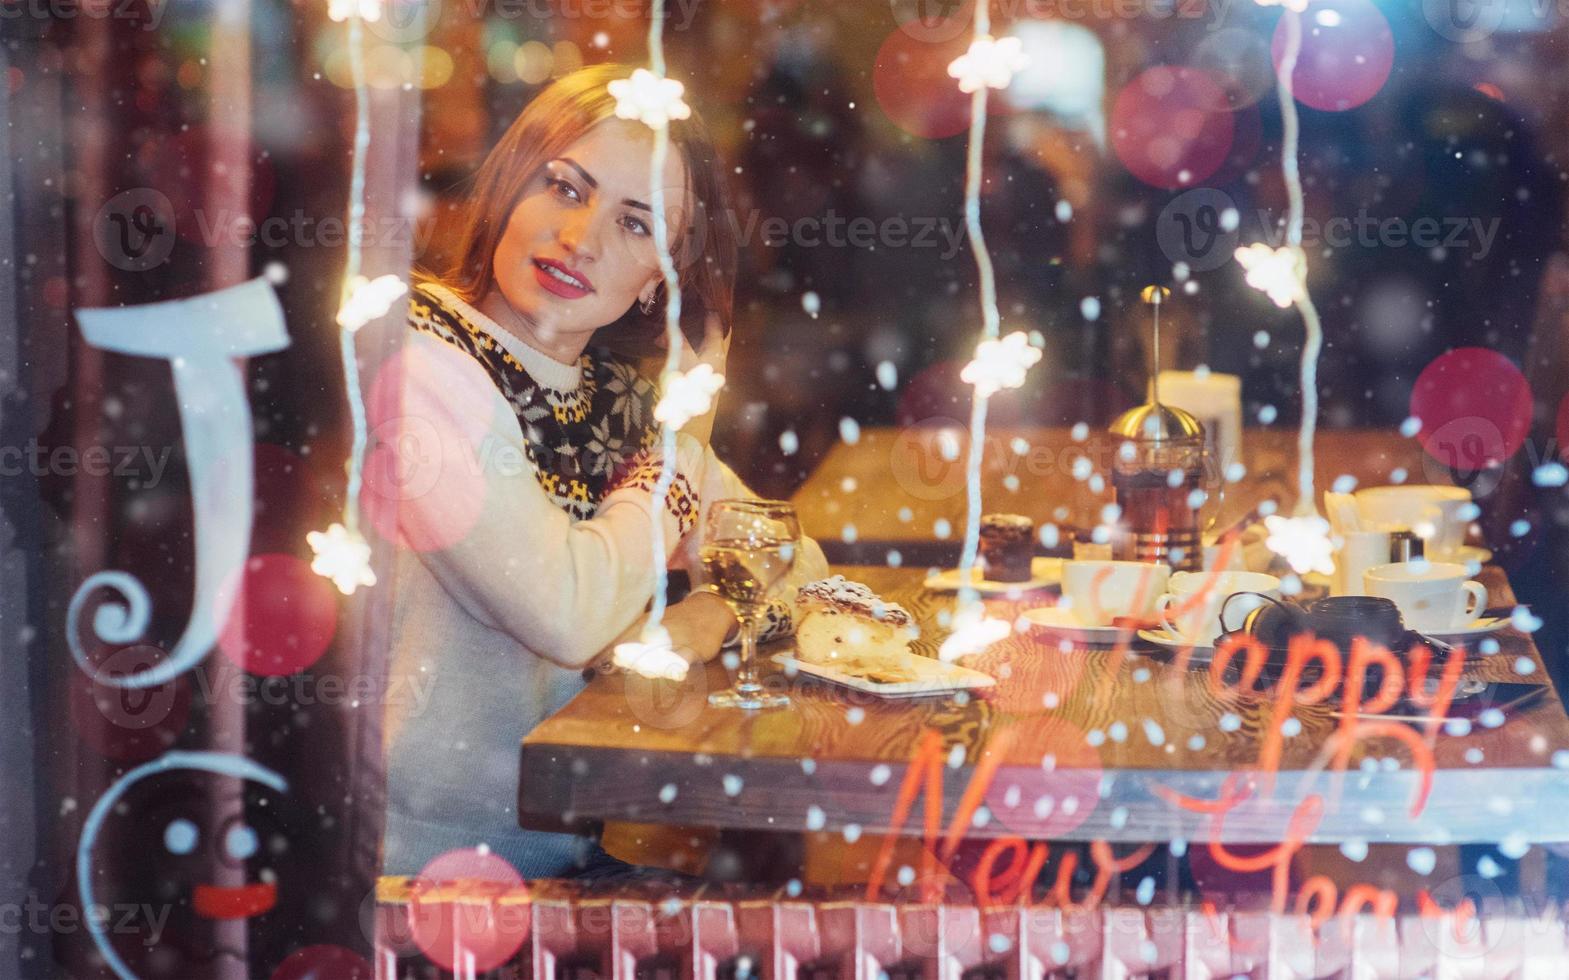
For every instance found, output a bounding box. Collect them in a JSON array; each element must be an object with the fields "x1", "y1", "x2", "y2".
[
  {"x1": 1331, "y1": 529, "x2": 1391, "y2": 597},
  {"x1": 1363, "y1": 561, "x2": 1488, "y2": 632},
  {"x1": 1354, "y1": 485, "x2": 1473, "y2": 559},
  {"x1": 1061, "y1": 560, "x2": 1171, "y2": 626},
  {"x1": 1156, "y1": 570, "x2": 1281, "y2": 645}
]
